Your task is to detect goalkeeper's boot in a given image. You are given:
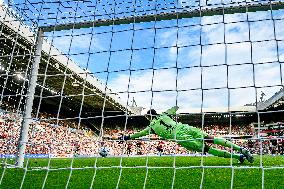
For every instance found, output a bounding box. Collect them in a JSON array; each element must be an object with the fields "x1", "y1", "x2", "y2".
[
  {"x1": 239, "y1": 154, "x2": 245, "y2": 164},
  {"x1": 241, "y1": 148, "x2": 254, "y2": 163}
]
